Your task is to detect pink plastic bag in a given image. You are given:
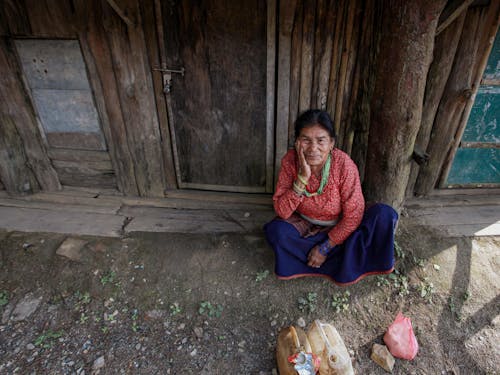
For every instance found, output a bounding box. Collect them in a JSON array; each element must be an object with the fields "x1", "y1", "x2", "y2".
[{"x1": 383, "y1": 312, "x2": 419, "y2": 360}]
